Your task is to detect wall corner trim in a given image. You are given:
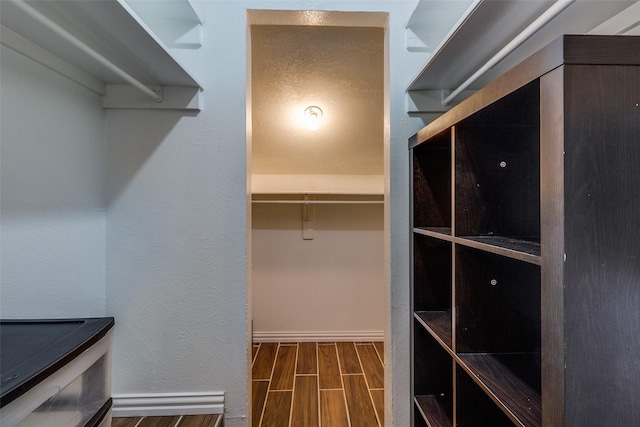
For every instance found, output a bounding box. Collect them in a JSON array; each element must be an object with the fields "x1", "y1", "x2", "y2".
[{"x1": 112, "y1": 392, "x2": 224, "y2": 417}]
